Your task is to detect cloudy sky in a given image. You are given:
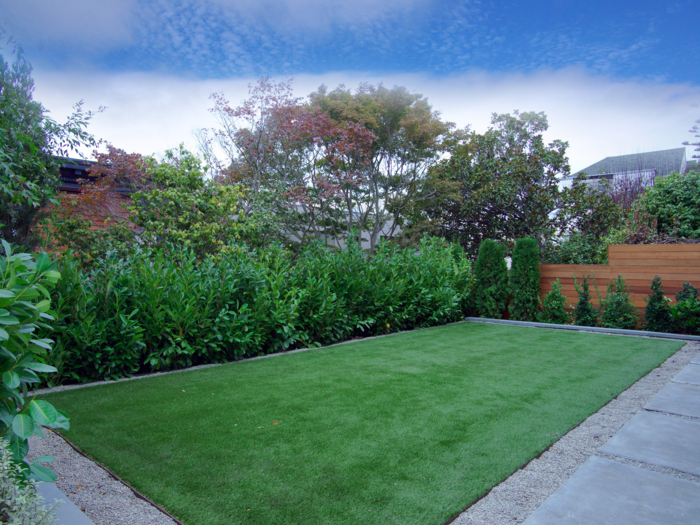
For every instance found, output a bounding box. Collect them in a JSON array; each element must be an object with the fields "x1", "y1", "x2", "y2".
[{"x1": 2, "y1": 0, "x2": 699, "y2": 172}]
